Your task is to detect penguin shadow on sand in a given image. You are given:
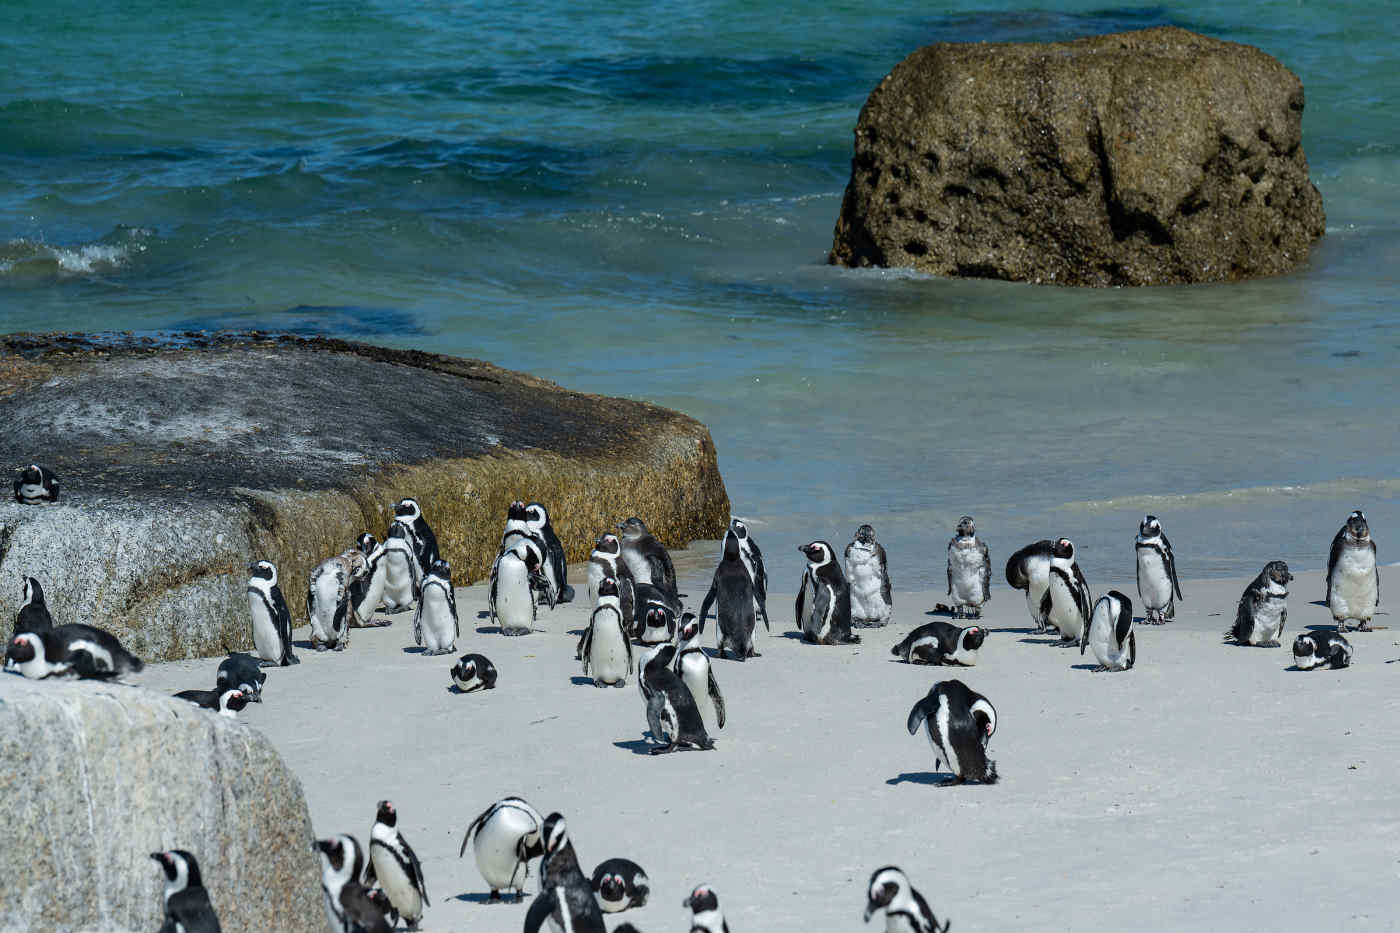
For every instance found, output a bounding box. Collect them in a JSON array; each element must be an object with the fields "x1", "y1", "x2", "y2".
[
  {"x1": 612, "y1": 737, "x2": 659, "y2": 756},
  {"x1": 401, "y1": 645, "x2": 428, "y2": 655},
  {"x1": 449, "y1": 891, "x2": 508, "y2": 905},
  {"x1": 886, "y1": 770, "x2": 960, "y2": 788}
]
